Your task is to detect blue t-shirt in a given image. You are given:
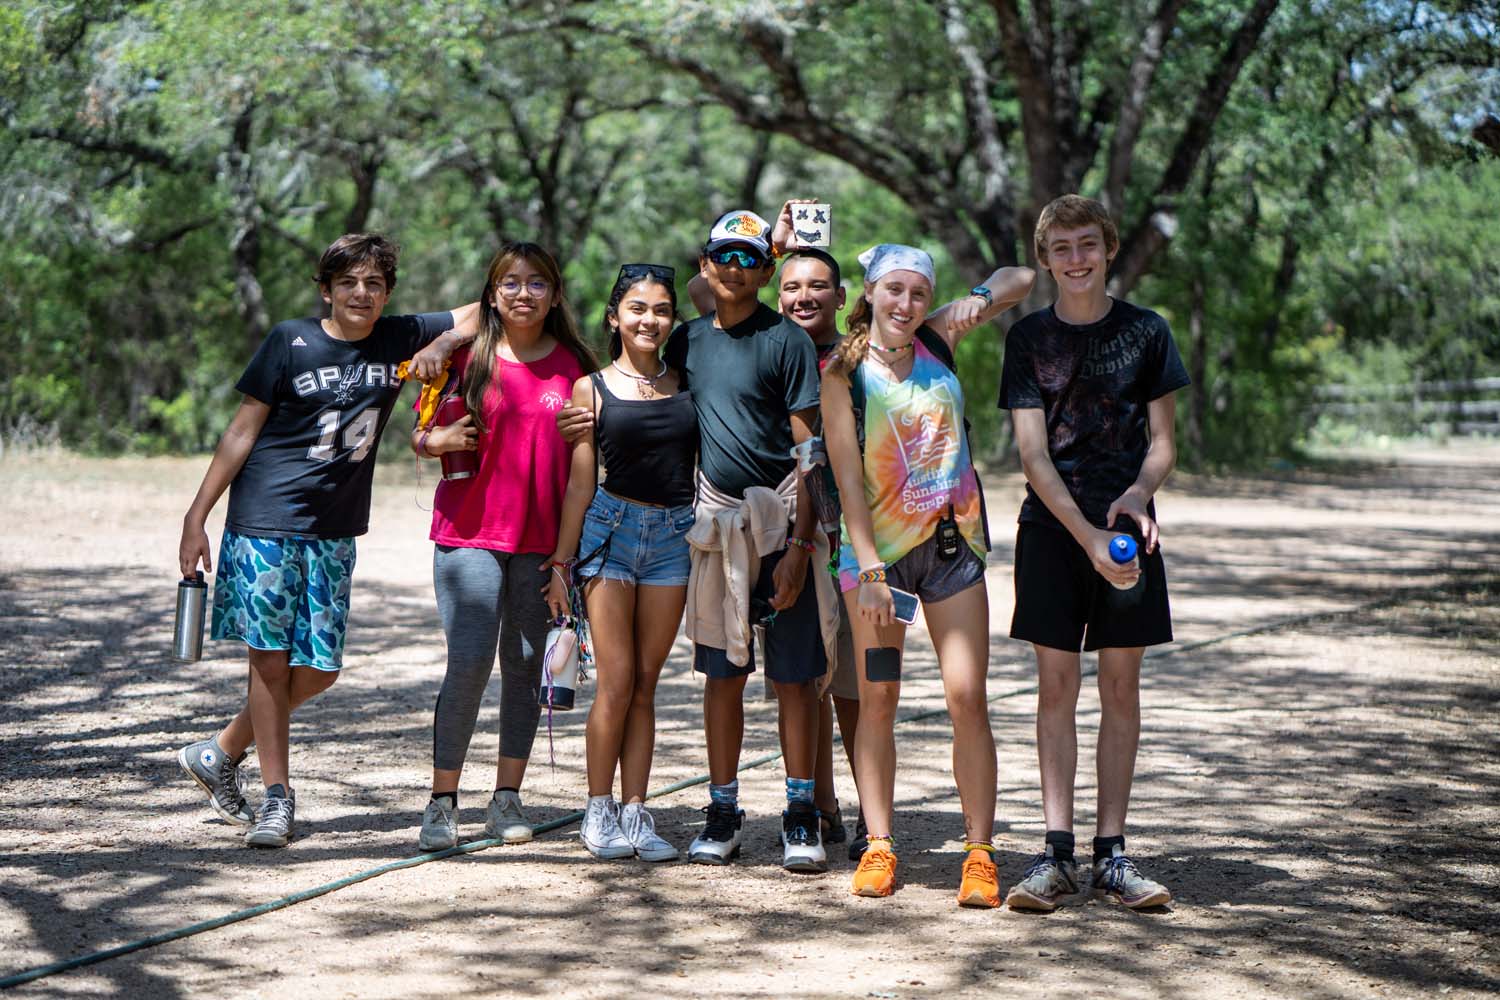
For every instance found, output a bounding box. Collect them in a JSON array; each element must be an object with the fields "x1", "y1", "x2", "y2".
[{"x1": 664, "y1": 303, "x2": 820, "y2": 497}]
